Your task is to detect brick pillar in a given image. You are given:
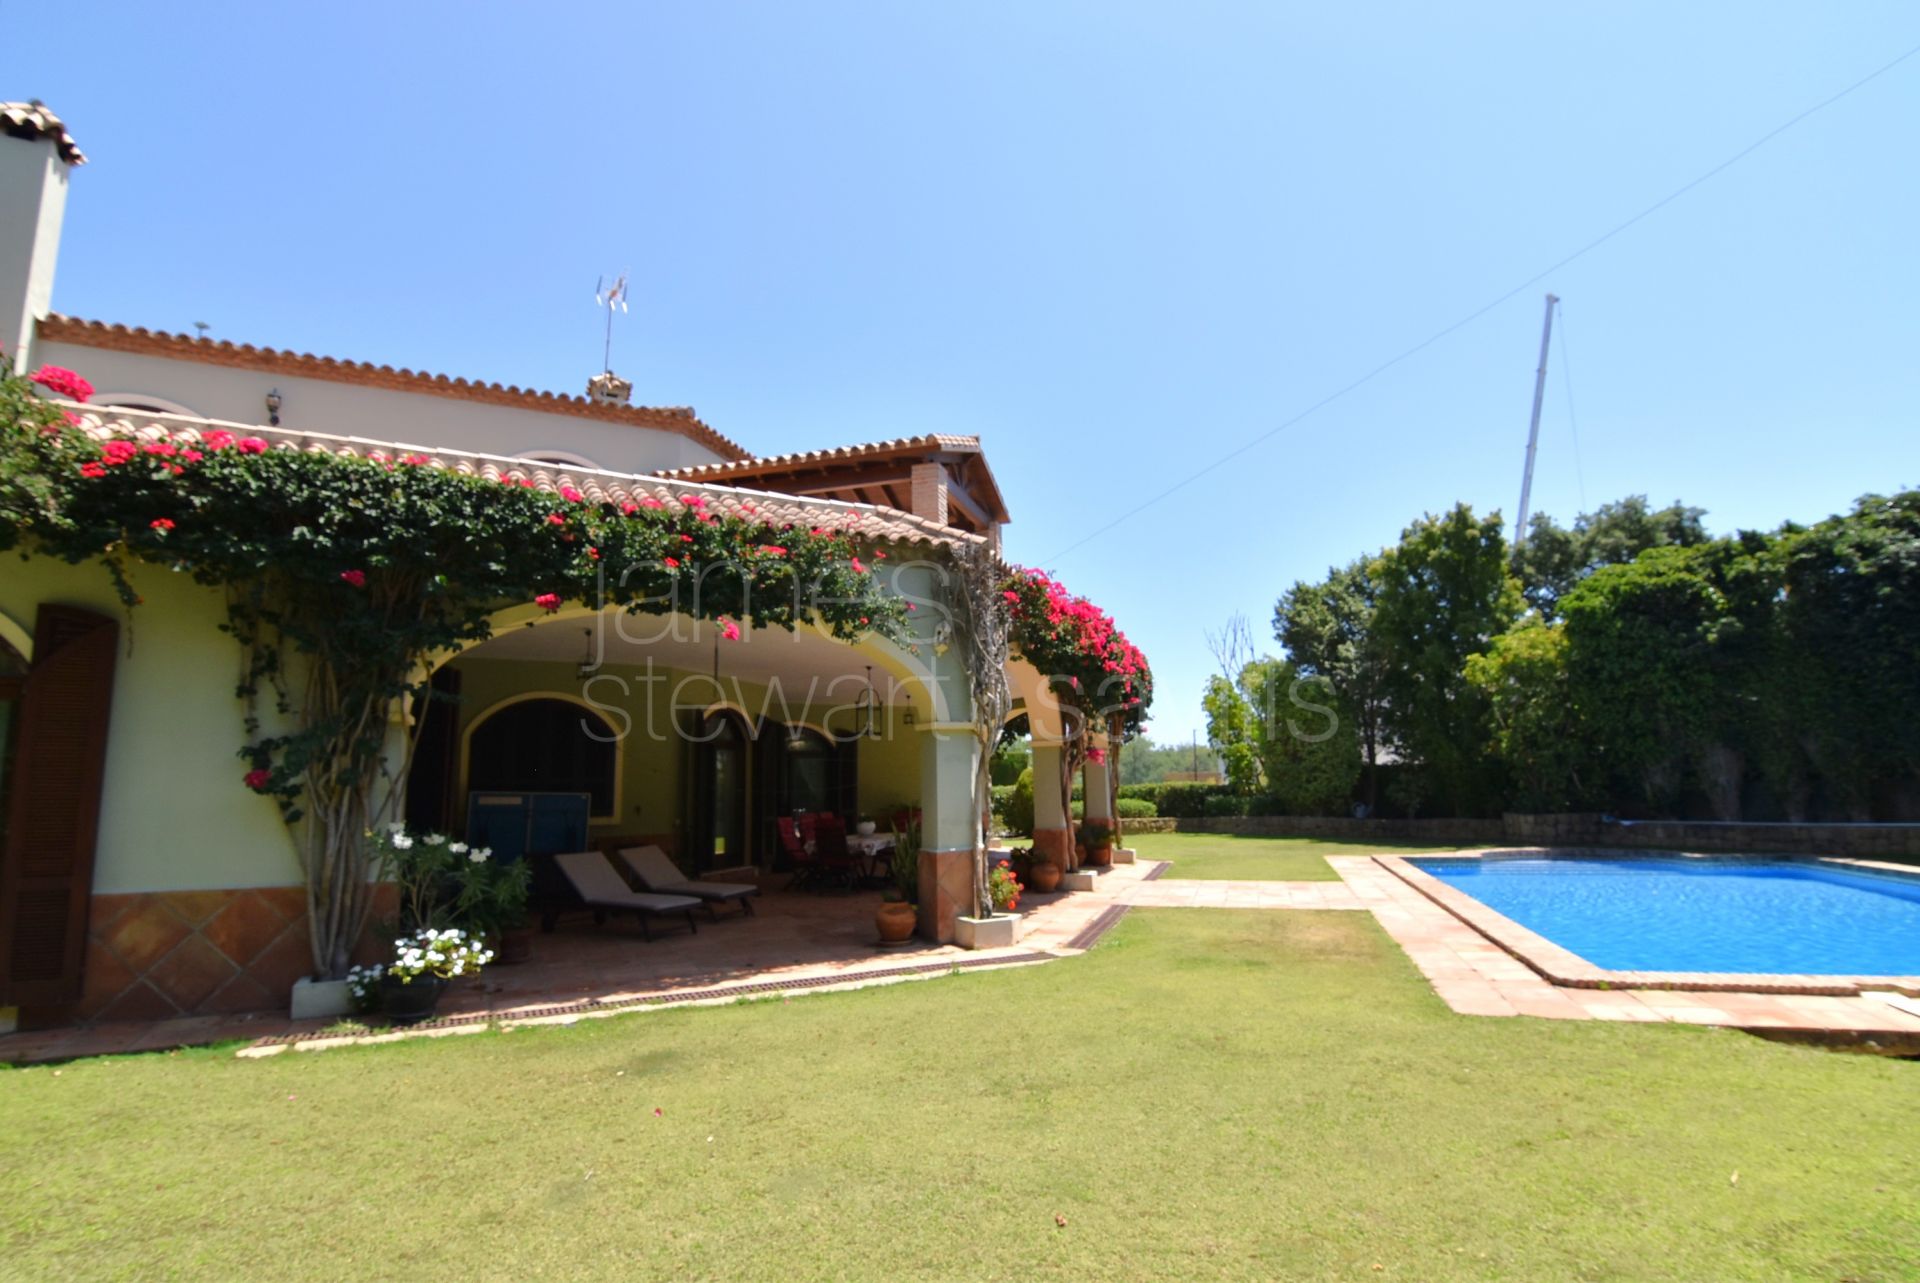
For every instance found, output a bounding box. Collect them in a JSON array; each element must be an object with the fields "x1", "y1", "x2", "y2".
[{"x1": 909, "y1": 462, "x2": 950, "y2": 526}]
